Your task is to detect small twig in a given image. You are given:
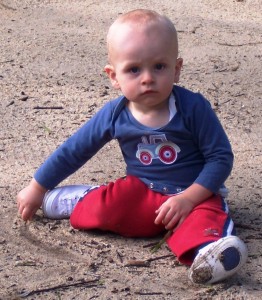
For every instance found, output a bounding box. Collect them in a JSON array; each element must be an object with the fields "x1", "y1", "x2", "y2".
[
  {"x1": 125, "y1": 260, "x2": 150, "y2": 267},
  {"x1": 147, "y1": 254, "x2": 174, "y2": 262},
  {"x1": 217, "y1": 41, "x2": 262, "y2": 47},
  {"x1": 0, "y1": 59, "x2": 14, "y2": 64},
  {"x1": 150, "y1": 230, "x2": 172, "y2": 253},
  {"x1": 6, "y1": 100, "x2": 14, "y2": 107},
  {"x1": 135, "y1": 291, "x2": 163, "y2": 295},
  {"x1": 143, "y1": 241, "x2": 159, "y2": 248},
  {"x1": 15, "y1": 260, "x2": 37, "y2": 267},
  {"x1": 18, "y1": 278, "x2": 101, "y2": 298},
  {"x1": 116, "y1": 250, "x2": 124, "y2": 263},
  {"x1": 41, "y1": 124, "x2": 52, "y2": 134},
  {"x1": 219, "y1": 99, "x2": 232, "y2": 105},
  {"x1": 33, "y1": 106, "x2": 64, "y2": 110},
  {"x1": 125, "y1": 254, "x2": 174, "y2": 268}
]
